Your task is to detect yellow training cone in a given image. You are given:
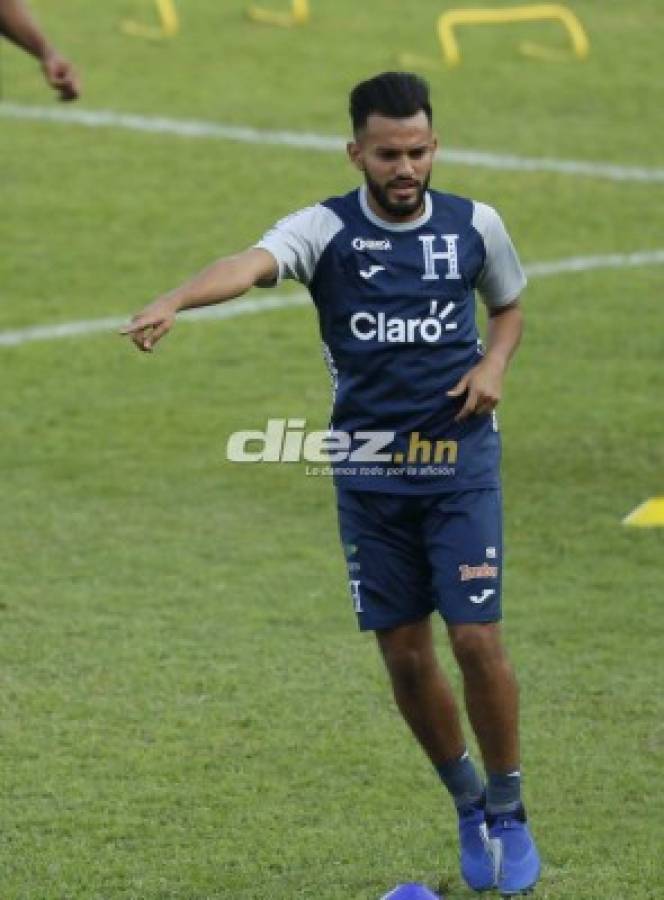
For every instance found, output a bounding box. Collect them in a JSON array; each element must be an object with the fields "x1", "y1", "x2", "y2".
[{"x1": 623, "y1": 497, "x2": 664, "y2": 527}]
